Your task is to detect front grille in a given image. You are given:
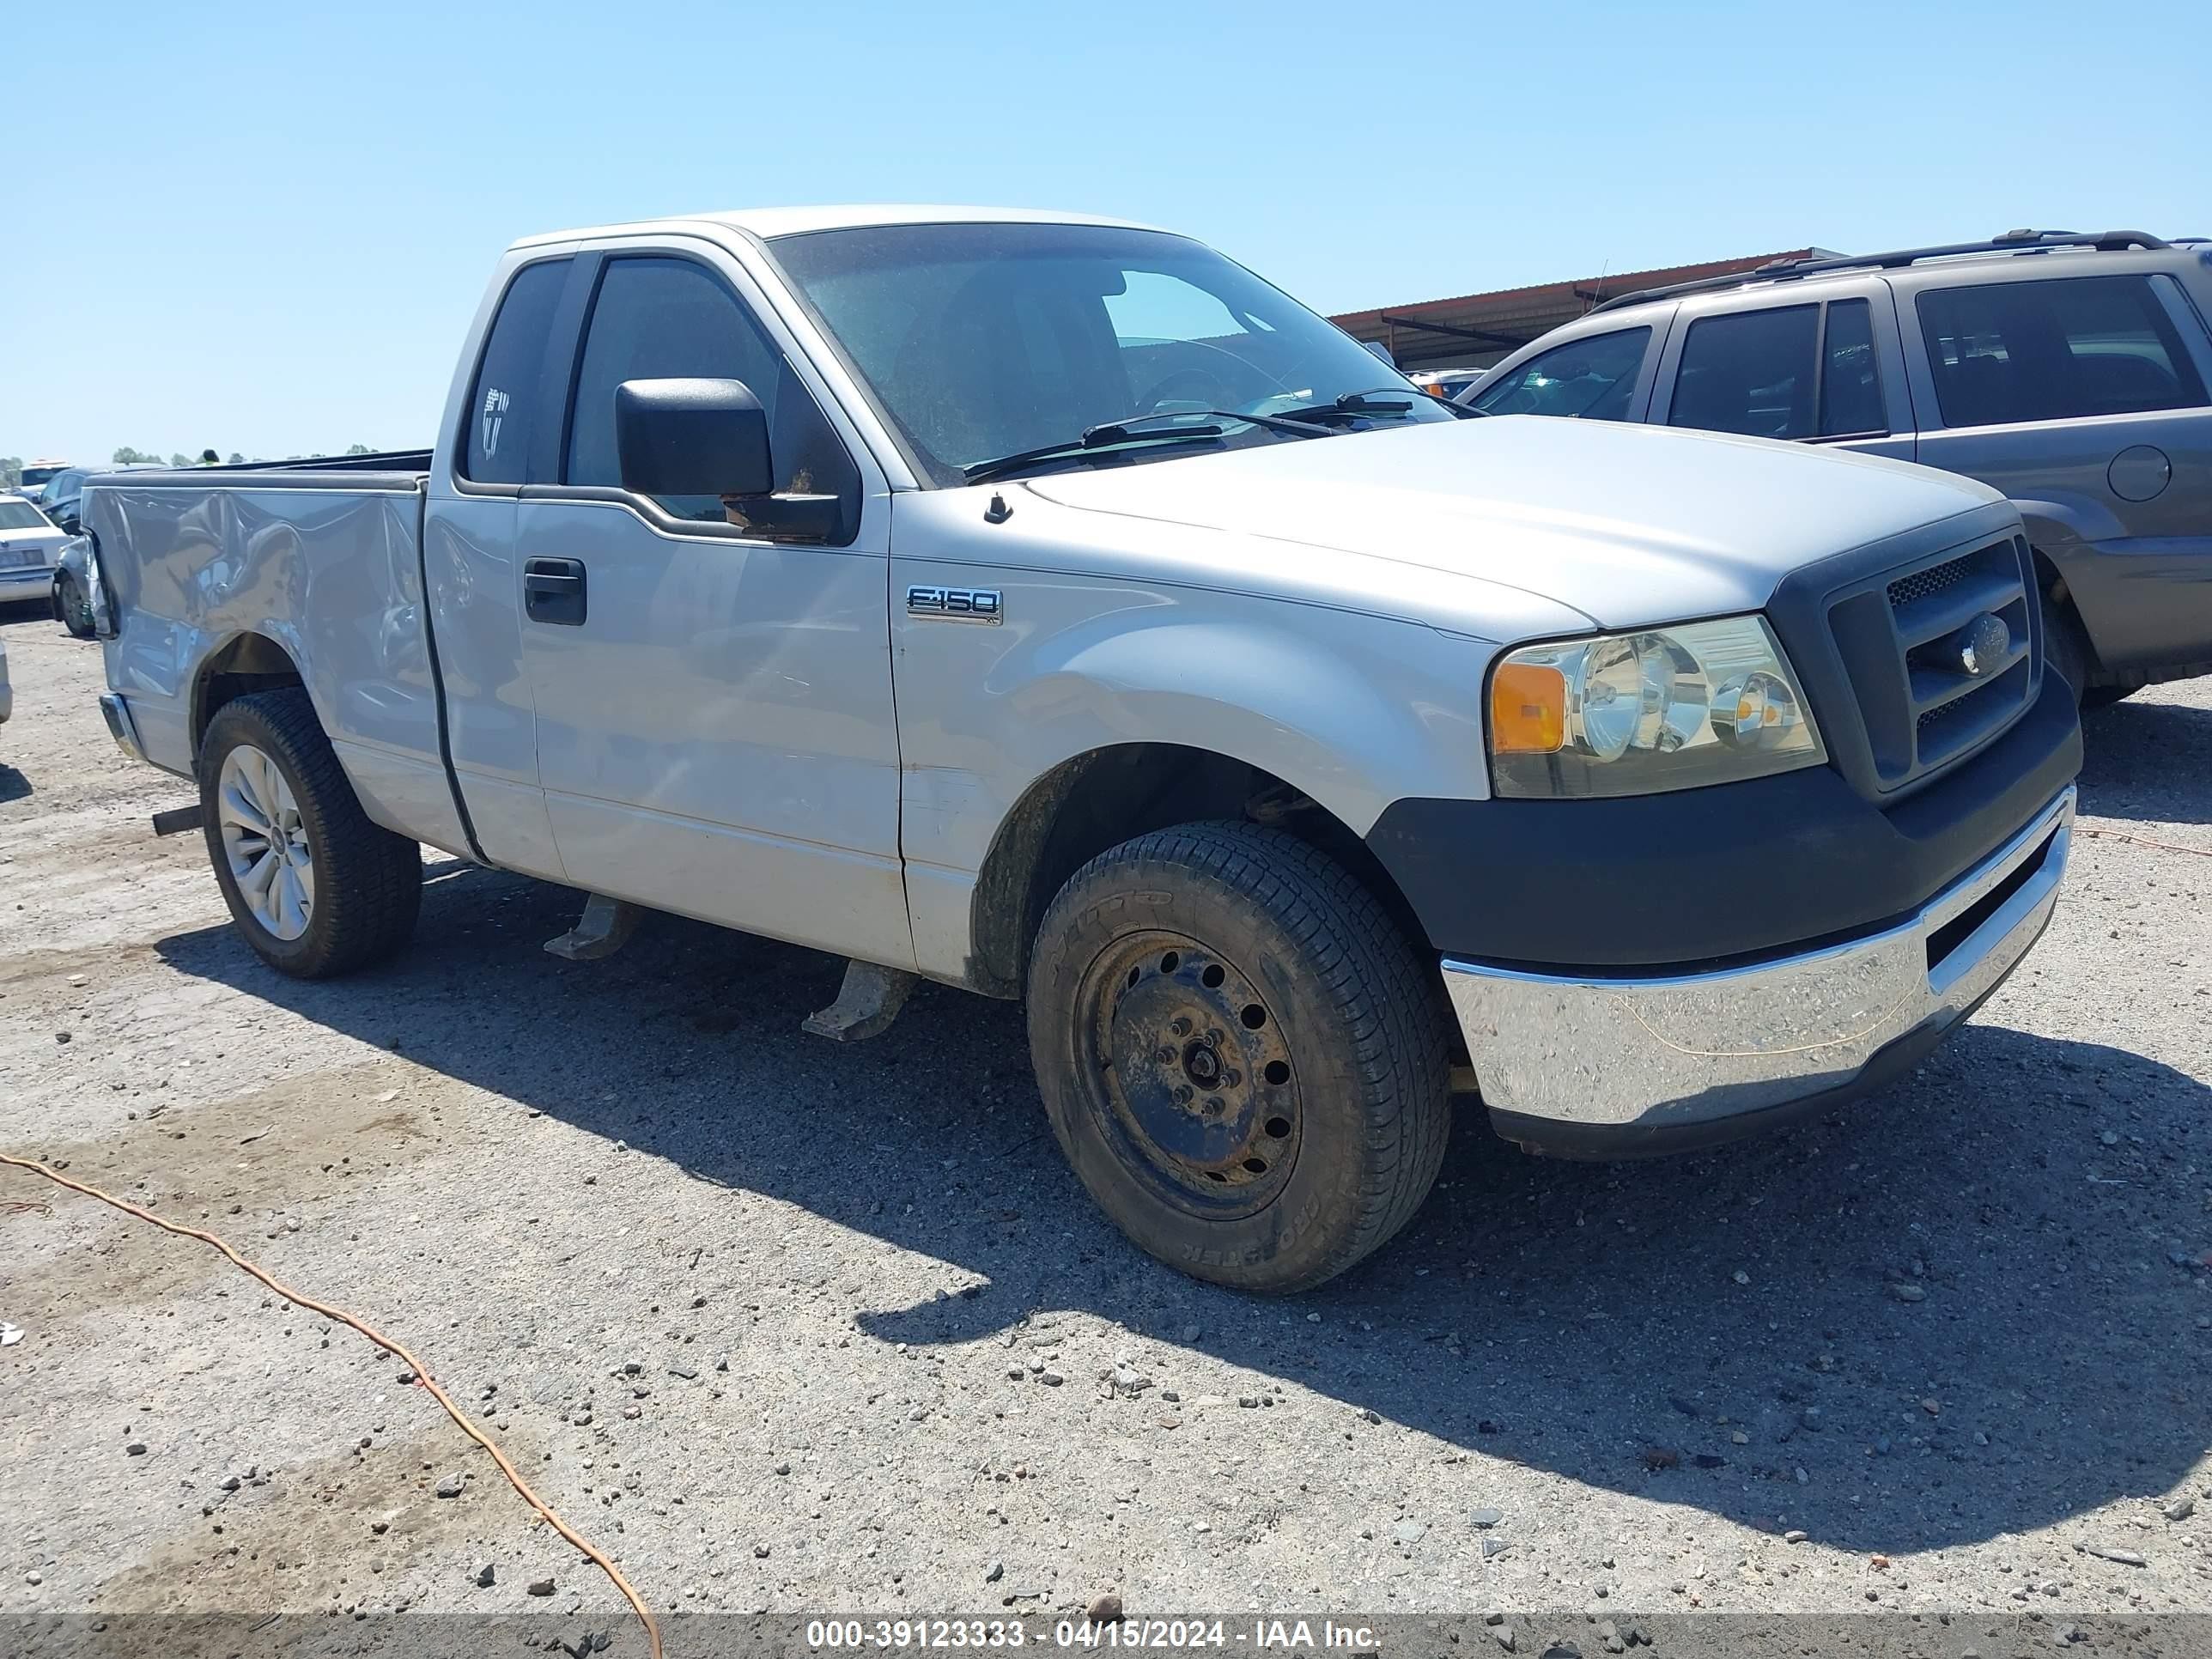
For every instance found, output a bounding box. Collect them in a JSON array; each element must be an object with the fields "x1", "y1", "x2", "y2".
[
  {"x1": 1826, "y1": 537, "x2": 2037, "y2": 792},
  {"x1": 1887, "y1": 557, "x2": 1976, "y2": 611}
]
